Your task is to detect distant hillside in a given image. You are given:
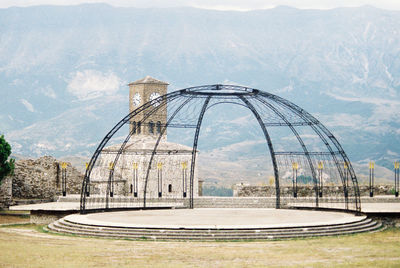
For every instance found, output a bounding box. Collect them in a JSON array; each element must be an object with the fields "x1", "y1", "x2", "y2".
[{"x1": 0, "y1": 4, "x2": 399, "y2": 184}]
